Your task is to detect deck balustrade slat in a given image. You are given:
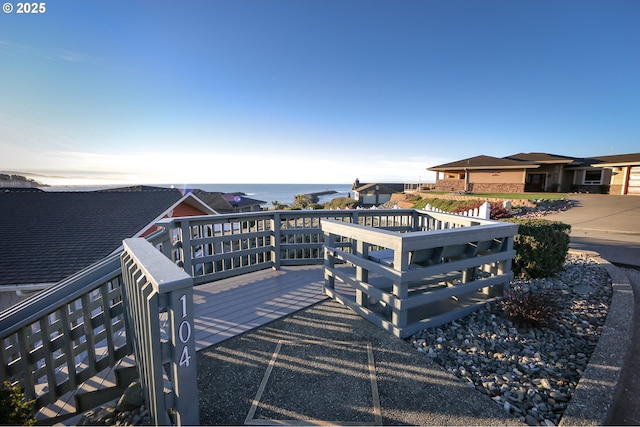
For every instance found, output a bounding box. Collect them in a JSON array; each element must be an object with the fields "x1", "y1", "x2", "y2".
[
  {"x1": 36, "y1": 318, "x2": 58, "y2": 403},
  {"x1": 18, "y1": 327, "x2": 35, "y2": 399},
  {"x1": 81, "y1": 294, "x2": 98, "y2": 376}
]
